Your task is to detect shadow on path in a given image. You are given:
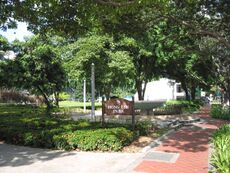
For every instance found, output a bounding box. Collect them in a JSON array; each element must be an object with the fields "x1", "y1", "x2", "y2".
[
  {"x1": 0, "y1": 143, "x2": 75, "y2": 167},
  {"x1": 160, "y1": 126, "x2": 214, "y2": 153},
  {"x1": 159, "y1": 110, "x2": 229, "y2": 153}
]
